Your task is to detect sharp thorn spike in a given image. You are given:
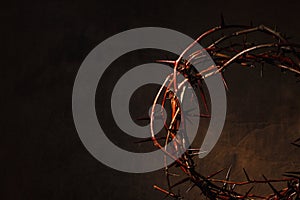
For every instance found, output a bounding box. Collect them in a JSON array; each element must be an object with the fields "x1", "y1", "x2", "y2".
[
  {"x1": 186, "y1": 183, "x2": 196, "y2": 193},
  {"x1": 226, "y1": 165, "x2": 232, "y2": 181},
  {"x1": 243, "y1": 168, "x2": 251, "y2": 181},
  {"x1": 245, "y1": 186, "x2": 254, "y2": 197},
  {"x1": 262, "y1": 175, "x2": 282, "y2": 197},
  {"x1": 221, "y1": 13, "x2": 225, "y2": 27}
]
